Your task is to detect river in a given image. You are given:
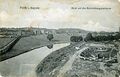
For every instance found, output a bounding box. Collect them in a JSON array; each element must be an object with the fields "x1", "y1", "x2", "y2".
[{"x1": 0, "y1": 43, "x2": 70, "y2": 77}]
